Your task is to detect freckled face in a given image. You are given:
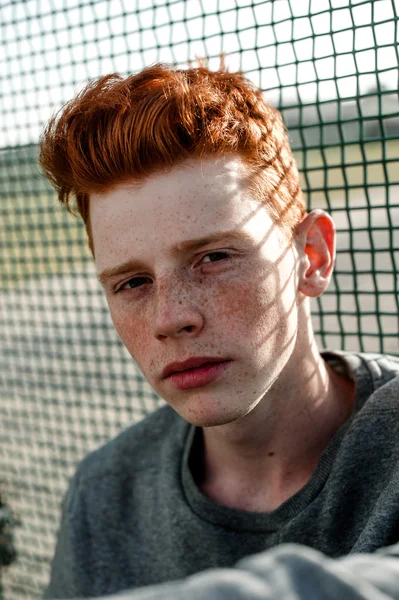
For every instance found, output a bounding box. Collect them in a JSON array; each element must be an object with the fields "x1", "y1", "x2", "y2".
[{"x1": 90, "y1": 155, "x2": 300, "y2": 427}]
